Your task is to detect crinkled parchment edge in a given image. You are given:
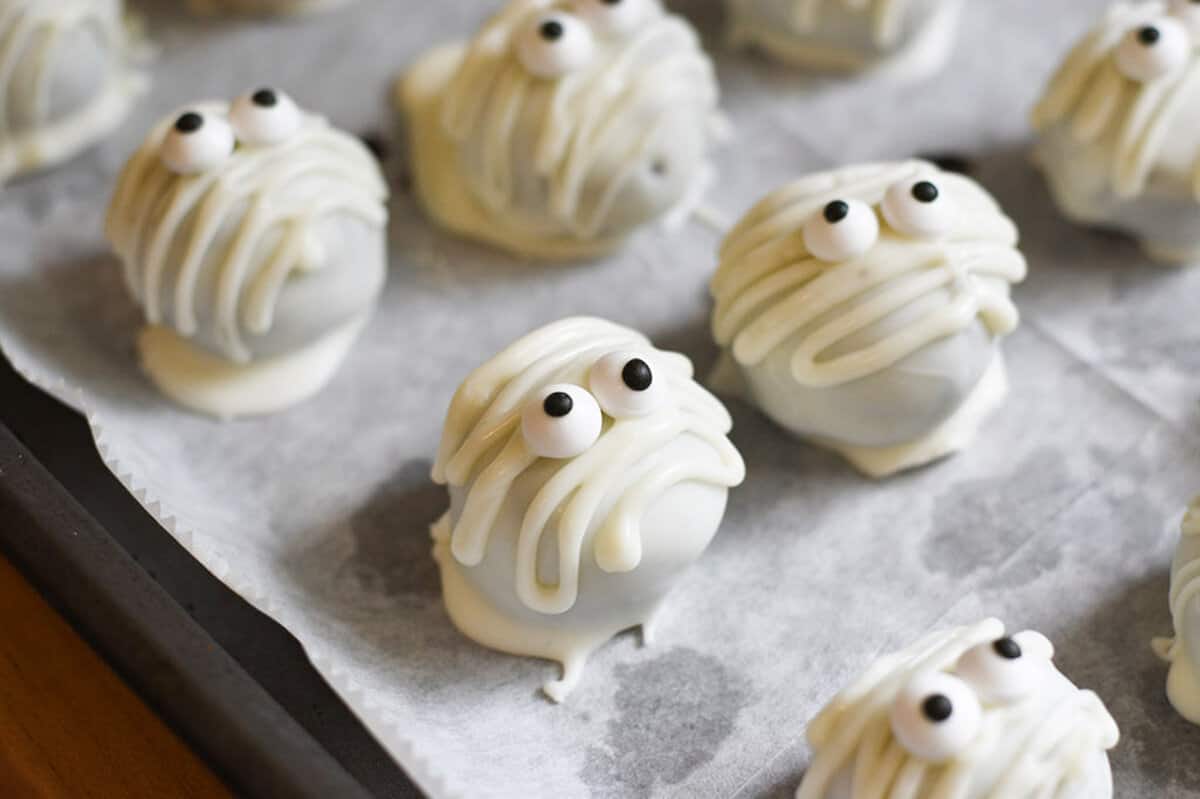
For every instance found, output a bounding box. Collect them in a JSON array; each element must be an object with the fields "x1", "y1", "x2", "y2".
[{"x1": 0, "y1": 338, "x2": 469, "y2": 799}]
